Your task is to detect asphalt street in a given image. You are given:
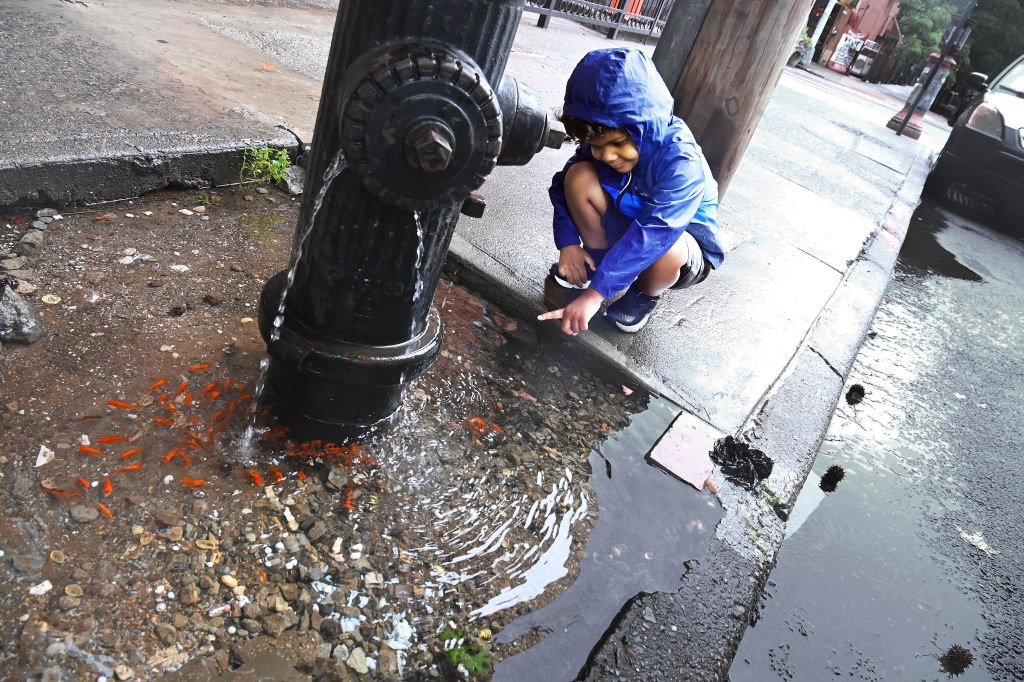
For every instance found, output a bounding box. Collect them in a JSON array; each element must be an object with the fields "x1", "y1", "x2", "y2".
[{"x1": 730, "y1": 197, "x2": 1024, "y2": 681}]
